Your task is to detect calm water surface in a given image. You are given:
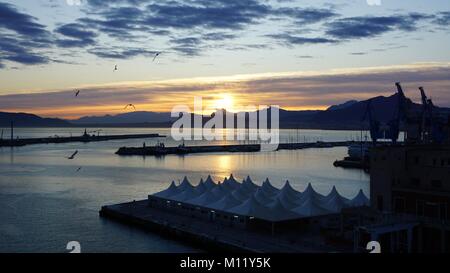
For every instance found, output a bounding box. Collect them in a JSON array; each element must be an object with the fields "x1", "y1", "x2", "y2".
[{"x1": 0, "y1": 128, "x2": 369, "y2": 253}]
